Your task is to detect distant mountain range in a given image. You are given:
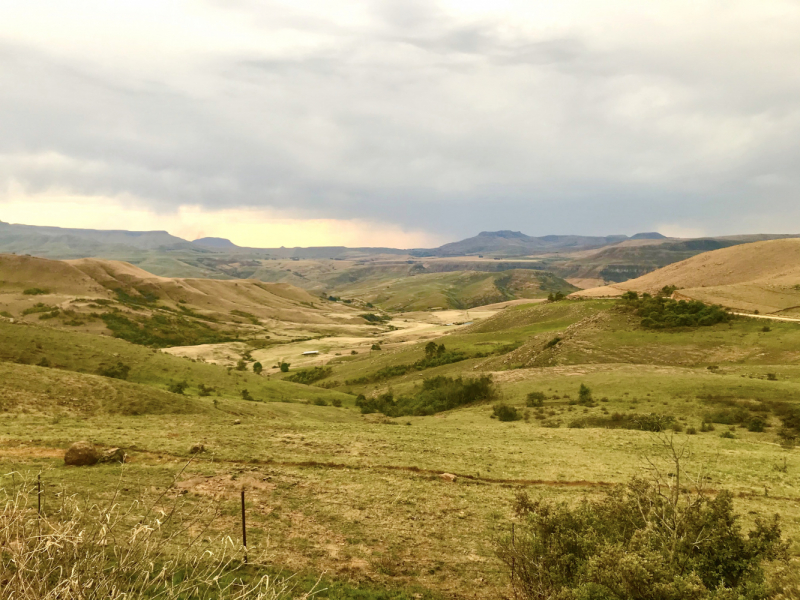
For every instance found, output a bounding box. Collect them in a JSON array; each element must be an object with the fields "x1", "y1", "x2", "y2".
[
  {"x1": 2, "y1": 220, "x2": 799, "y2": 289},
  {"x1": 411, "y1": 230, "x2": 667, "y2": 257}
]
